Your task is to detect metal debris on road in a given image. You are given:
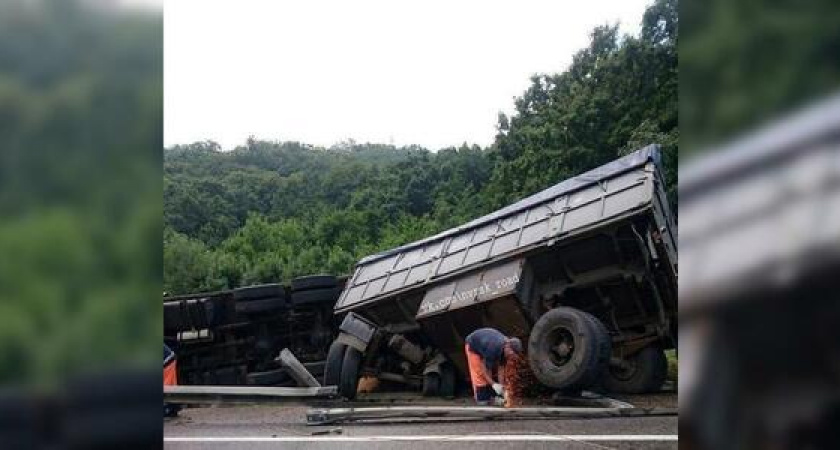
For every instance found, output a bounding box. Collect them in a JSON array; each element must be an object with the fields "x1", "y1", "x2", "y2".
[
  {"x1": 276, "y1": 348, "x2": 322, "y2": 388},
  {"x1": 310, "y1": 428, "x2": 343, "y2": 435},
  {"x1": 305, "y1": 405, "x2": 677, "y2": 425}
]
